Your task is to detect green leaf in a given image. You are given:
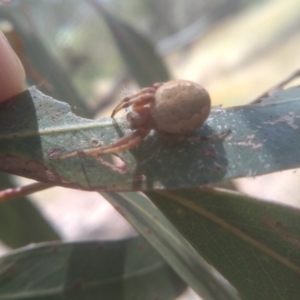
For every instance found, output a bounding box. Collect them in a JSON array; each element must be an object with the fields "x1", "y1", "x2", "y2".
[
  {"x1": 0, "y1": 238, "x2": 186, "y2": 300},
  {"x1": 1, "y1": 87, "x2": 300, "y2": 191},
  {"x1": 146, "y1": 188, "x2": 300, "y2": 299},
  {"x1": 0, "y1": 173, "x2": 60, "y2": 248},
  {"x1": 102, "y1": 192, "x2": 239, "y2": 300},
  {"x1": 88, "y1": 0, "x2": 170, "y2": 86}
]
